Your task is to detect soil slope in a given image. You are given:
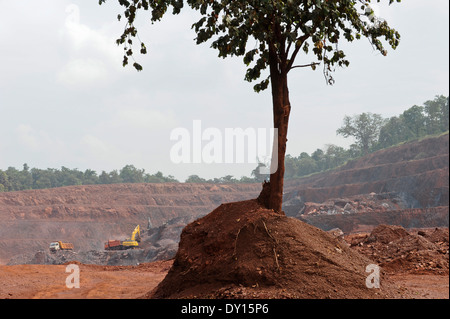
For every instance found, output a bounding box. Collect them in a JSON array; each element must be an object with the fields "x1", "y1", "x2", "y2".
[
  {"x1": 149, "y1": 200, "x2": 402, "y2": 299},
  {"x1": 283, "y1": 134, "x2": 449, "y2": 231}
]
